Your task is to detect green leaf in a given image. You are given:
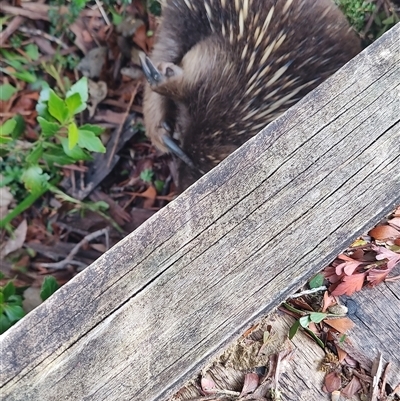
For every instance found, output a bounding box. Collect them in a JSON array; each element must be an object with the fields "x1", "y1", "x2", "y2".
[
  {"x1": 26, "y1": 144, "x2": 44, "y2": 165},
  {"x1": 65, "y1": 92, "x2": 83, "y2": 115},
  {"x1": 11, "y1": 114, "x2": 25, "y2": 139},
  {"x1": 37, "y1": 116, "x2": 60, "y2": 137},
  {"x1": 68, "y1": 122, "x2": 79, "y2": 149},
  {"x1": 0, "y1": 136, "x2": 12, "y2": 145},
  {"x1": 0, "y1": 292, "x2": 4, "y2": 304},
  {"x1": 12, "y1": 70, "x2": 37, "y2": 83},
  {"x1": 67, "y1": 77, "x2": 88, "y2": 103},
  {"x1": 79, "y1": 124, "x2": 104, "y2": 136},
  {"x1": 41, "y1": 147, "x2": 77, "y2": 166},
  {"x1": 154, "y1": 179, "x2": 164, "y2": 193},
  {"x1": 309, "y1": 273, "x2": 325, "y2": 289},
  {"x1": 0, "y1": 119, "x2": 16, "y2": 136},
  {"x1": 111, "y1": 9, "x2": 123, "y2": 25},
  {"x1": 22, "y1": 165, "x2": 50, "y2": 194},
  {"x1": 59, "y1": 137, "x2": 93, "y2": 161},
  {"x1": 48, "y1": 90, "x2": 68, "y2": 124},
  {"x1": 40, "y1": 276, "x2": 59, "y2": 301},
  {"x1": 3, "y1": 304, "x2": 25, "y2": 323},
  {"x1": 299, "y1": 315, "x2": 311, "y2": 328},
  {"x1": 309, "y1": 312, "x2": 327, "y2": 324},
  {"x1": 0, "y1": 83, "x2": 17, "y2": 101},
  {"x1": 24, "y1": 44, "x2": 40, "y2": 61},
  {"x1": 0, "y1": 271, "x2": 5, "y2": 279},
  {"x1": 288, "y1": 320, "x2": 301, "y2": 340},
  {"x1": 0, "y1": 314, "x2": 11, "y2": 334},
  {"x1": 2, "y1": 281, "x2": 16, "y2": 300},
  {"x1": 303, "y1": 327, "x2": 325, "y2": 349},
  {"x1": 140, "y1": 169, "x2": 154, "y2": 183},
  {"x1": 6, "y1": 294, "x2": 23, "y2": 305},
  {"x1": 77, "y1": 129, "x2": 106, "y2": 153}
]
